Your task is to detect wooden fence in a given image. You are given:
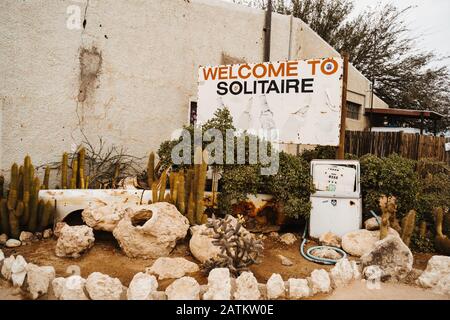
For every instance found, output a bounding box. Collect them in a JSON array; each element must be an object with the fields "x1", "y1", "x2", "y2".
[{"x1": 345, "y1": 131, "x2": 450, "y2": 164}]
